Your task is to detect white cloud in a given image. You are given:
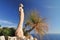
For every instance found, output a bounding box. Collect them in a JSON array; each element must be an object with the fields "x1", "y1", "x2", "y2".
[
  {"x1": 4, "y1": 25, "x2": 17, "y2": 28},
  {"x1": 0, "y1": 20, "x2": 14, "y2": 24},
  {"x1": 0, "y1": 20, "x2": 17, "y2": 27}
]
